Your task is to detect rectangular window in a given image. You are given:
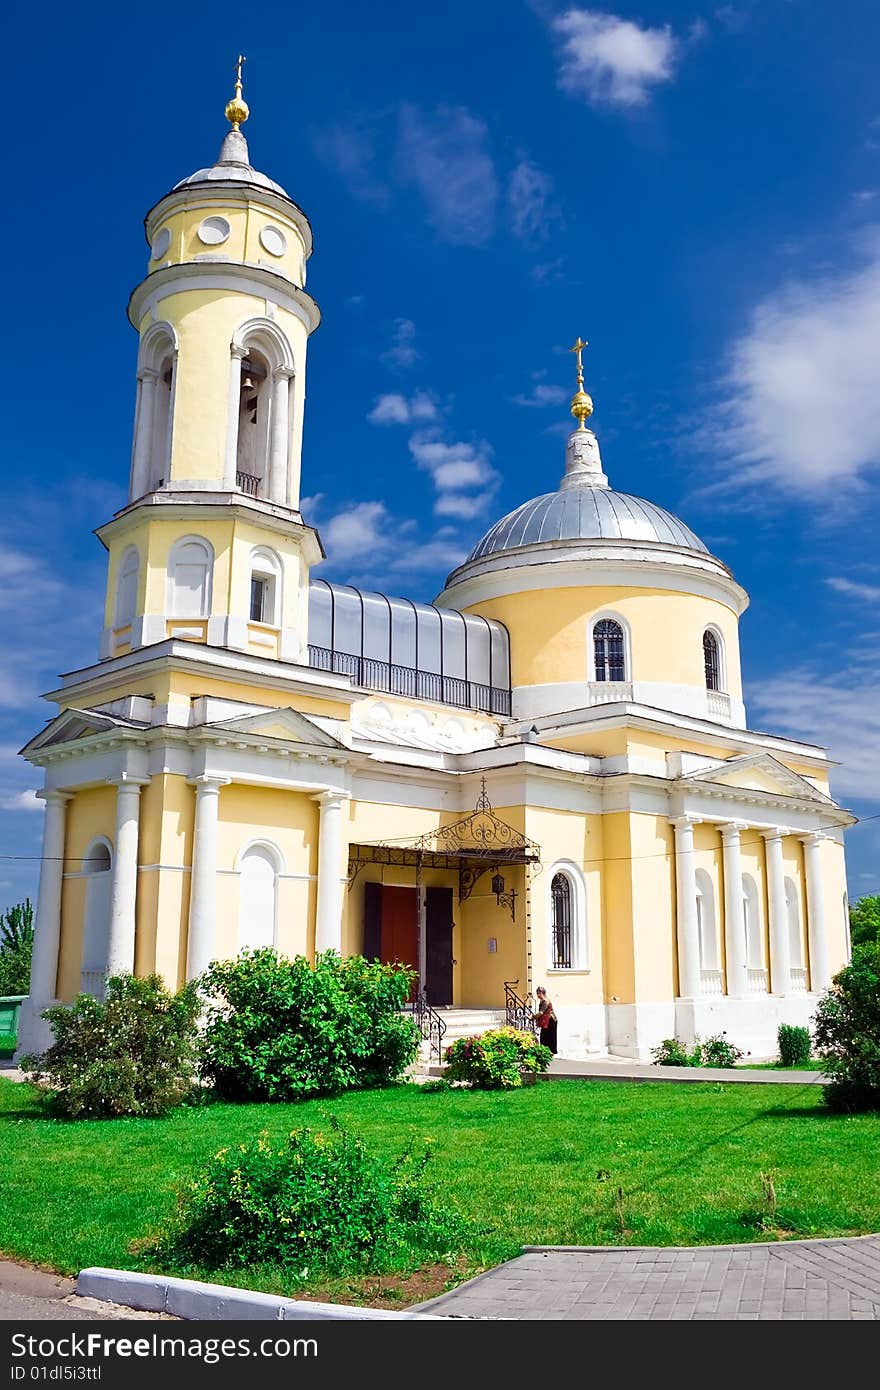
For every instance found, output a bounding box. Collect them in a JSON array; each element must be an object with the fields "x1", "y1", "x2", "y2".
[{"x1": 250, "y1": 577, "x2": 267, "y2": 623}]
